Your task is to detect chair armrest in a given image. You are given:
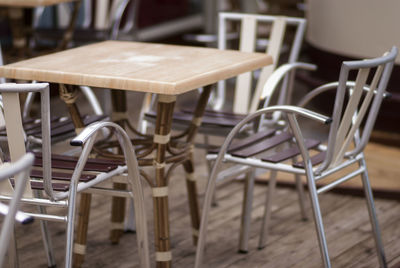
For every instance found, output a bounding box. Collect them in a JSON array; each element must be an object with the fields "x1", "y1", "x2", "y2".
[
  {"x1": 297, "y1": 81, "x2": 392, "y2": 108},
  {"x1": 262, "y1": 105, "x2": 332, "y2": 125},
  {"x1": 260, "y1": 62, "x2": 317, "y2": 107},
  {"x1": 70, "y1": 121, "x2": 113, "y2": 146}
]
